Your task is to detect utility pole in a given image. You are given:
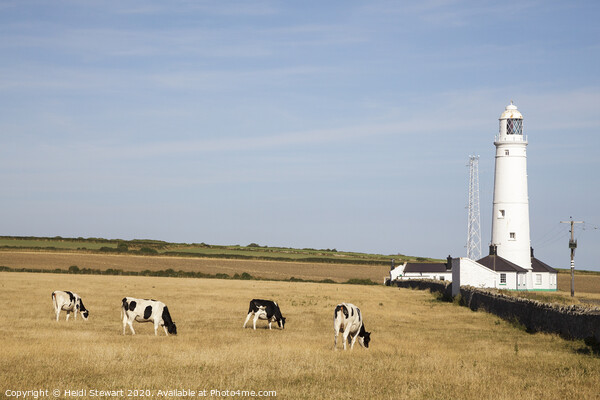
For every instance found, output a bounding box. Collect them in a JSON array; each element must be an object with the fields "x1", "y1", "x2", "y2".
[{"x1": 560, "y1": 218, "x2": 584, "y2": 297}]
